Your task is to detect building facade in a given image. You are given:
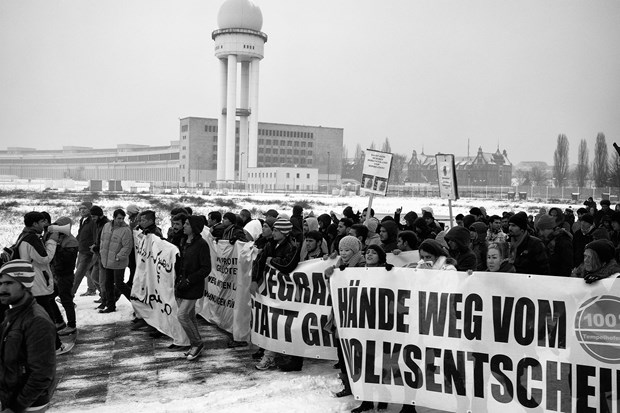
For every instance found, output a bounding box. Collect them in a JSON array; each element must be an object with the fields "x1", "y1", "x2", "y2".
[{"x1": 407, "y1": 147, "x2": 512, "y2": 186}]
